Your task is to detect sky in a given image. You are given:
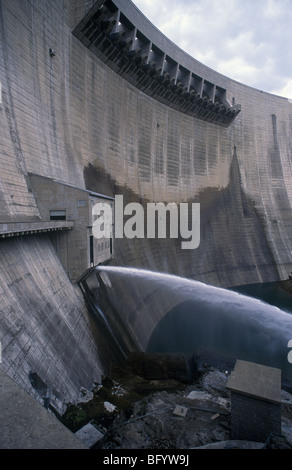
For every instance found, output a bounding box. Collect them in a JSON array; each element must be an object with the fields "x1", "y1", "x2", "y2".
[{"x1": 132, "y1": 0, "x2": 292, "y2": 100}]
